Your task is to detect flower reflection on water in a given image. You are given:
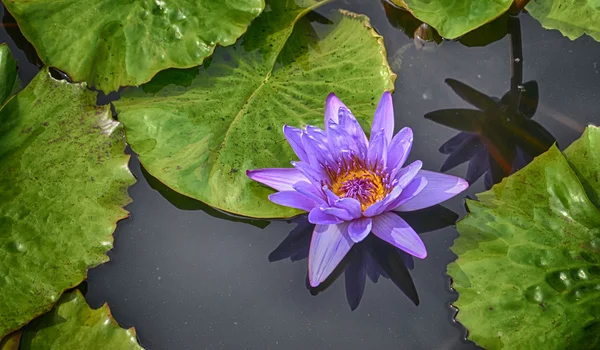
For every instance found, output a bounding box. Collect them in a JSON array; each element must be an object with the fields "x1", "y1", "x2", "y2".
[
  {"x1": 270, "y1": 204, "x2": 458, "y2": 310},
  {"x1": 248, "y1": 92, "x2": 468, "y2": 290}
]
